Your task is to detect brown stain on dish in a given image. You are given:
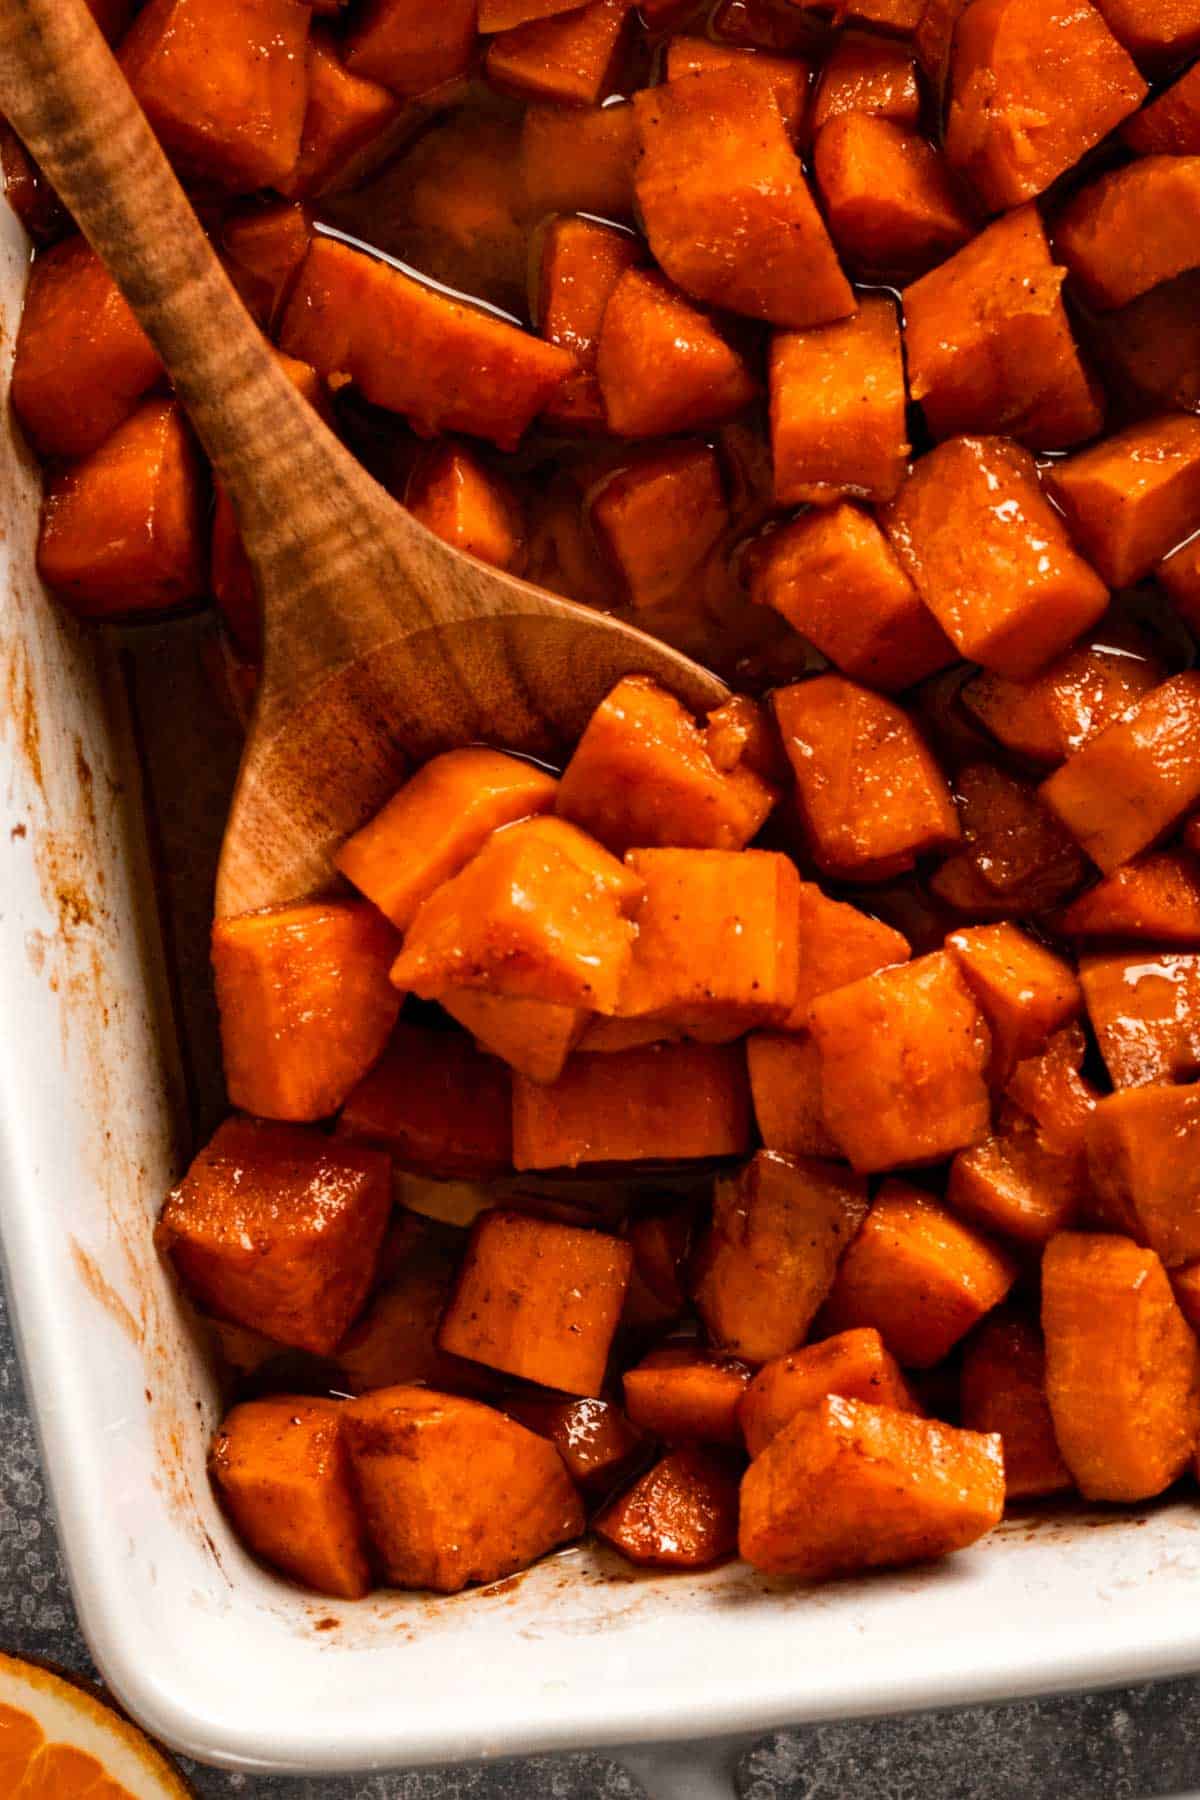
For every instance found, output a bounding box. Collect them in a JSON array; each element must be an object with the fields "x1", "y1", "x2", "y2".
[{"x1": 70, "y1": 1238, "x2": 143, "y2": 1346}]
